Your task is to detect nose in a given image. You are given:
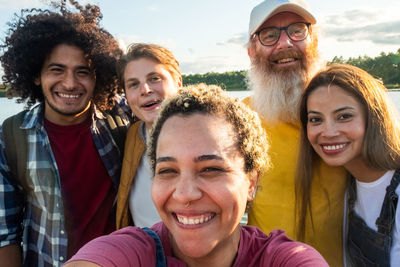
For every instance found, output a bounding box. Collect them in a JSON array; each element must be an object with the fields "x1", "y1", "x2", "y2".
[
  {"x1": 139, "y1": 83, "x2": 153, "y2": 96},
  {"x1": 275, "y1": 30, "x2": 293, "y2": 50},
  {"x1": 61, "y1": 71, "x2": 78, "y2": 90},
  {"x1": 321, "y1": 121, "x2": 340, "y2": 137},
  {"x1": 172, "y1": 174, "x2": 202, "y2": 205}
]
